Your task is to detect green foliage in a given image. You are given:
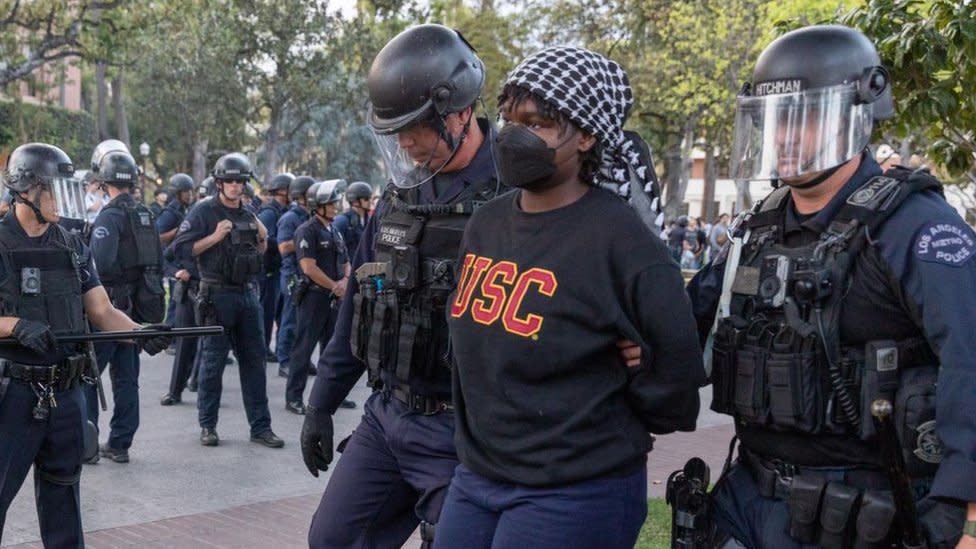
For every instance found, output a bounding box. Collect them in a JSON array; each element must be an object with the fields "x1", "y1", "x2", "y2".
[
  {"x1": 844, "y1": 0, "x2": 976, "y2": 178},
  {"x1": 635, "y1": 498, "x2": 672, "y2": 549},
  {"x1": 0, "y1": 100, "x2": 95, "y2": 164}
]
